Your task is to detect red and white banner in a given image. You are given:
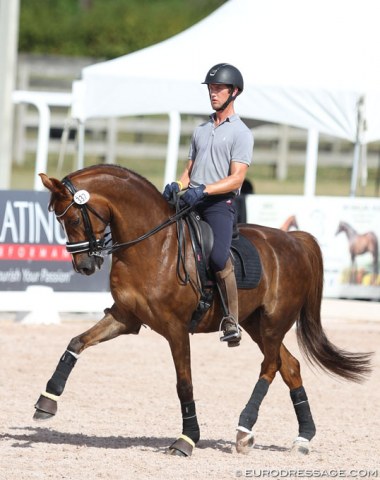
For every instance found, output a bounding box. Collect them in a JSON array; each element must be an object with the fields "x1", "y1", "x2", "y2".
[
  {"x1": 0, "y1": 244, "x2": 70, "y2": 261},
  {"x1": 0, "y1": 191, "x2": 110, "y2": 292}
]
